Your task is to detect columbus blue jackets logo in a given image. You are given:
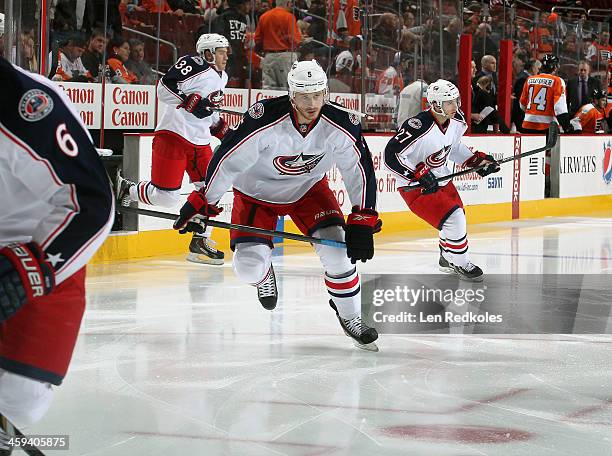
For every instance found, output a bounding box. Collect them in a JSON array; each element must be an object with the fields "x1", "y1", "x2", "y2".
[
  {"x1": 273, "y1": 152, "x2": 325, "y2": 175},
  {"x1": 248, "y1": 102, "x2": 264, "y2": 119},
  {"x1": 407, "y1": 118, "x2": 422, "y2": 129},
  {"x1": 207, "y1": 90, "x2": 224, "y2": 107},
  {"x1": 19, "y1": 89, "x2": 54, "y2": 122},
  {"x1": 425, "y1": 145, "x2": 451, "y2": 168},
  {"x1": 603, "y1": 141, "x2": 612, "y2": 184}
]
